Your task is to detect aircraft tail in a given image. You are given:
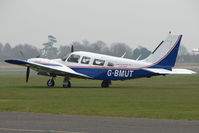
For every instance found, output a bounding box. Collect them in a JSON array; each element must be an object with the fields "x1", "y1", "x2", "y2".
[{"x1": 143, "y1": 34, "x2": 182, "y2": 69}]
